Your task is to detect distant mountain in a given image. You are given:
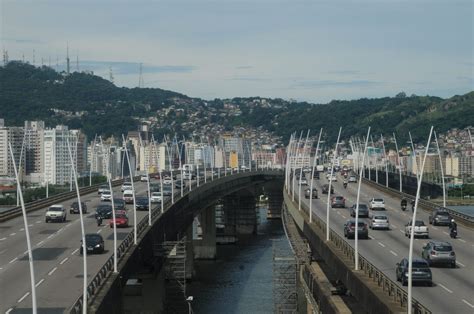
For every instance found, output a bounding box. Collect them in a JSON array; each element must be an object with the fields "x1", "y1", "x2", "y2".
[{"x1": 1, "y1": 61, "x2": 472, "y2": 143}]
